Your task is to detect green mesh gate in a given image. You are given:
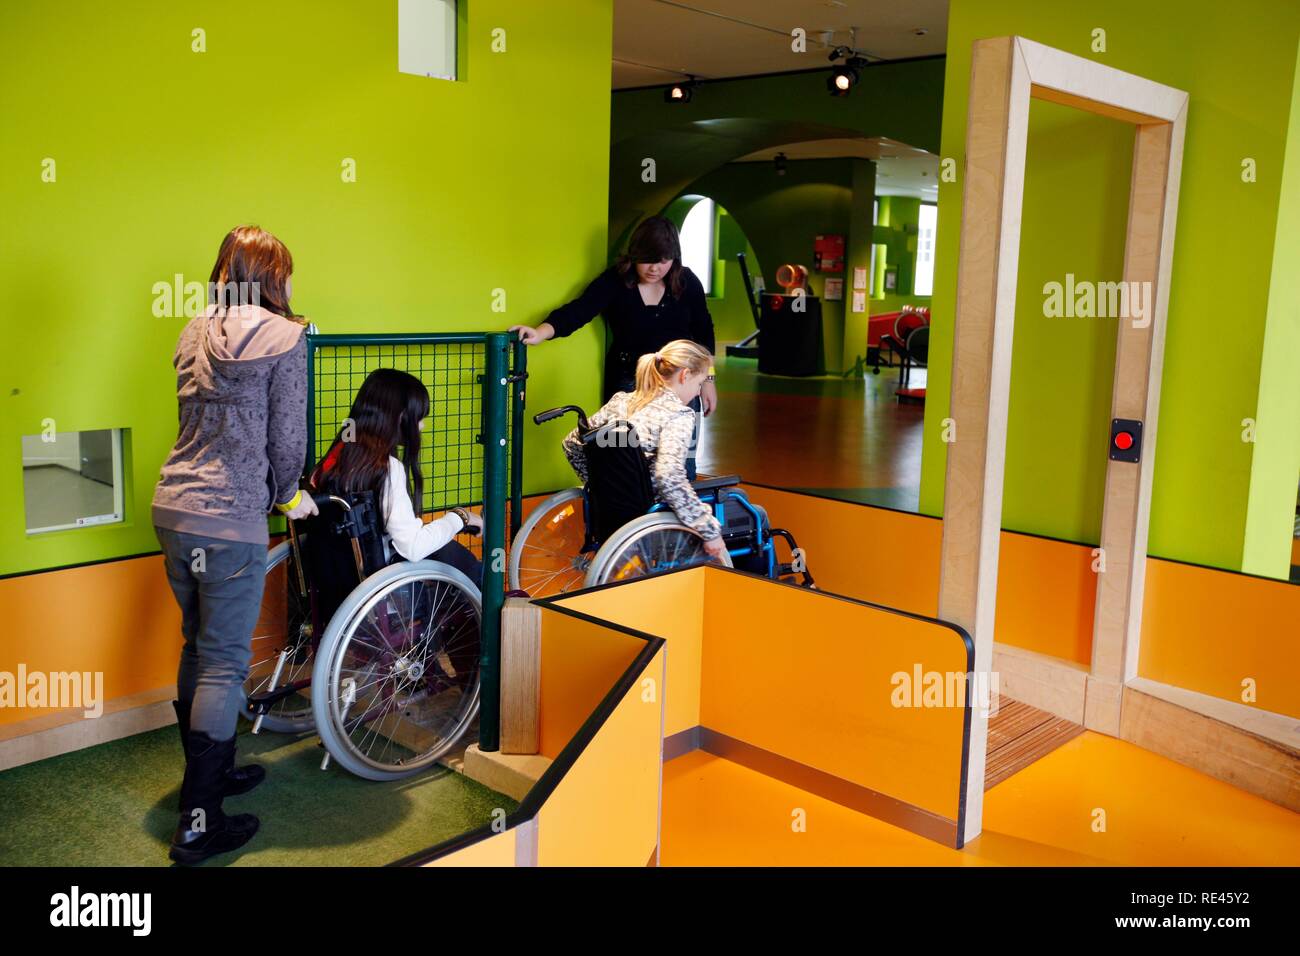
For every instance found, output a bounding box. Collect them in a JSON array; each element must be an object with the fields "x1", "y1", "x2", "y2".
[{"x1": 304, "y1": 331, "x2": 527, "y2": 752}]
